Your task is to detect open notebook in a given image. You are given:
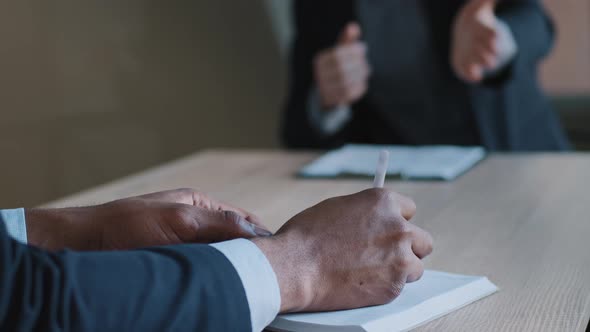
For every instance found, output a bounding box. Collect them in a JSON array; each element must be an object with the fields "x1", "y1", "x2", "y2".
[
  {"x1": 299, "y1": 144, "x2": 486, "y2": 181},
  {"x1": 268, "y1": 270, "x2": 498, "y2": 332}
]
